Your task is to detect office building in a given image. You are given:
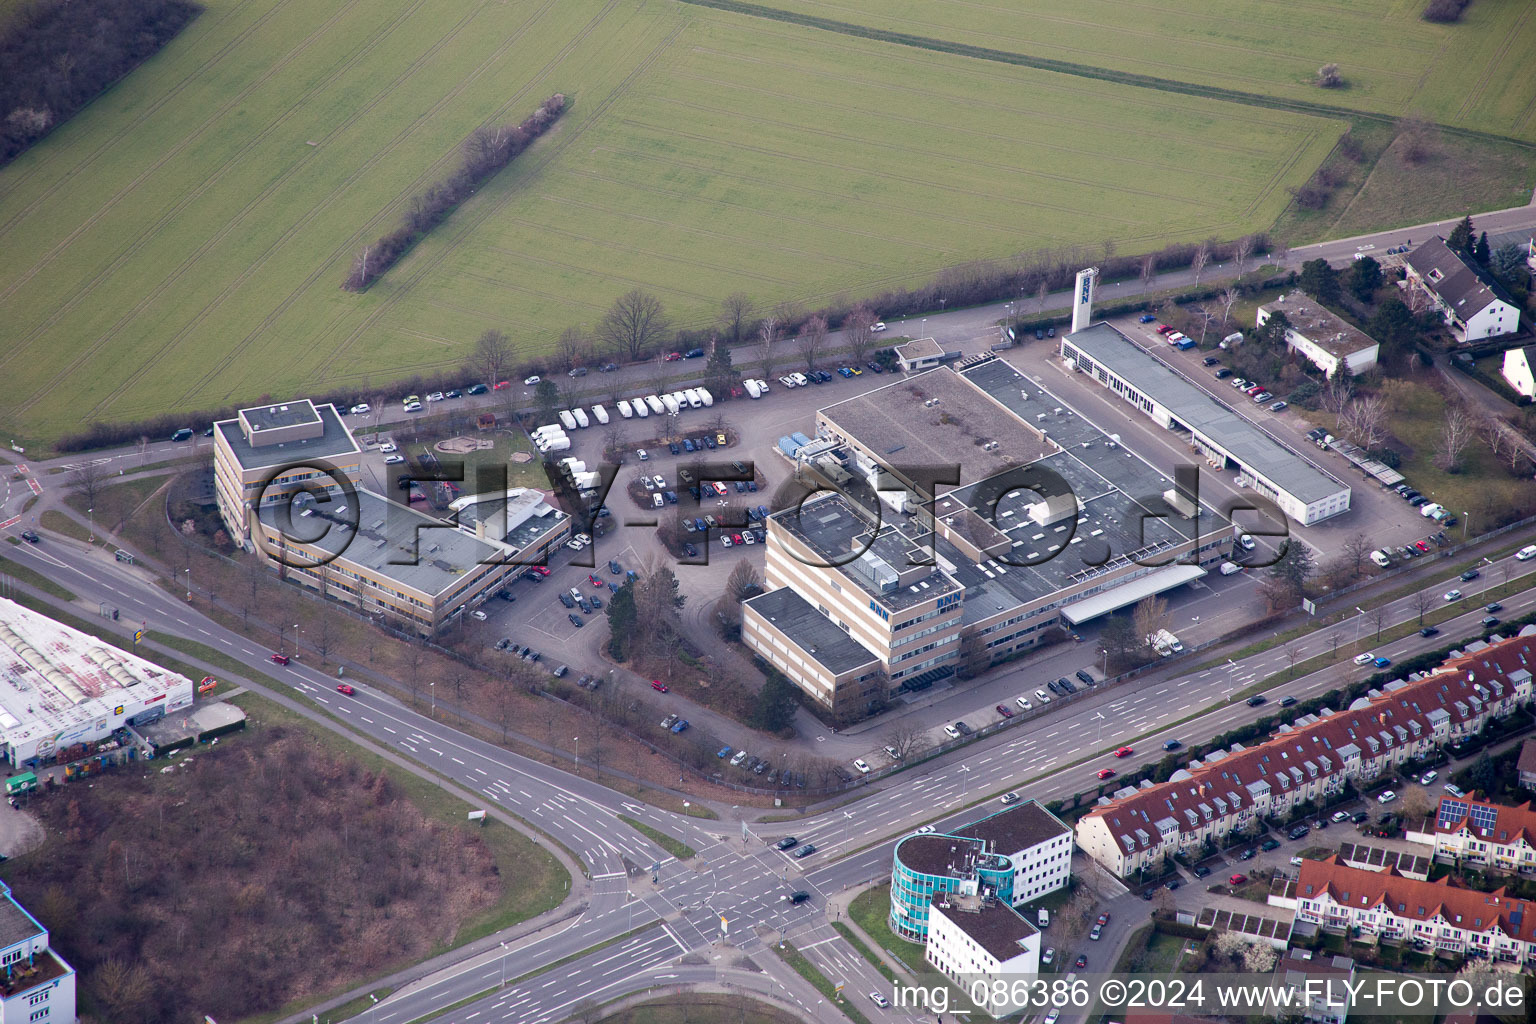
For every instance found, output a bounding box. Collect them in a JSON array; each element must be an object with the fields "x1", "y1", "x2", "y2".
[
  {"x1": 925, "y1": 893, "x2": 1039, "y2": 1013},
  {"x1": 744, "y1": 357, "x2": 1233, "y2": 718},
  {"x1": 889, "y1": 800, "x2": 1071, "y2": 941}
]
